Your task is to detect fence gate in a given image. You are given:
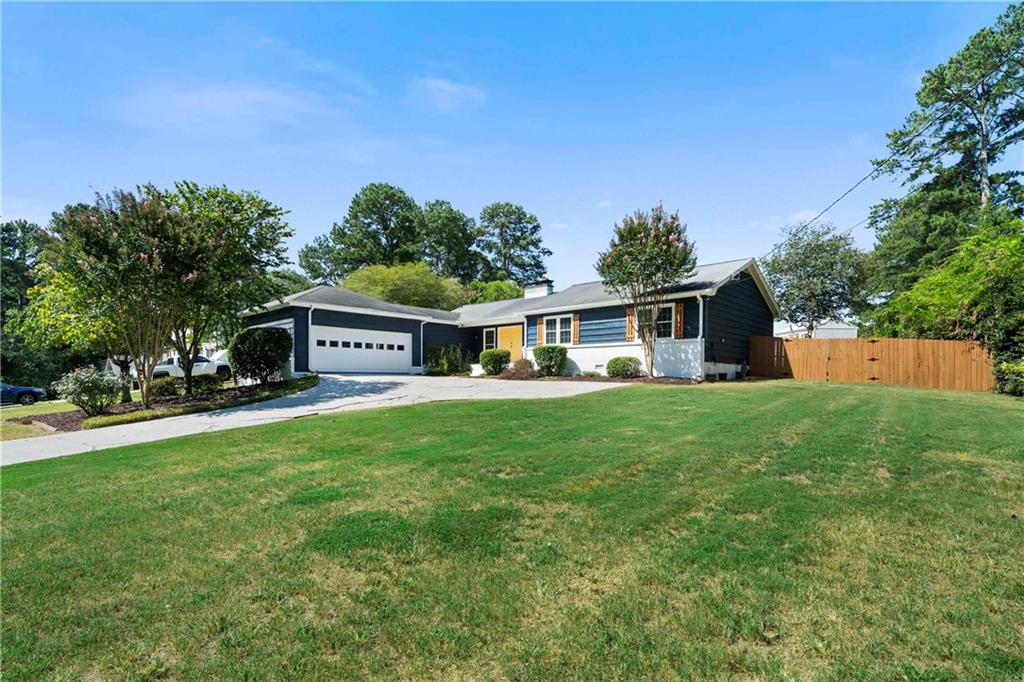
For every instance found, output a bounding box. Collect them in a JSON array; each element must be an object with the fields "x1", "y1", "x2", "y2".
[{"x1": 749, "y1": 336, "x2": 994, "y2": 393}]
